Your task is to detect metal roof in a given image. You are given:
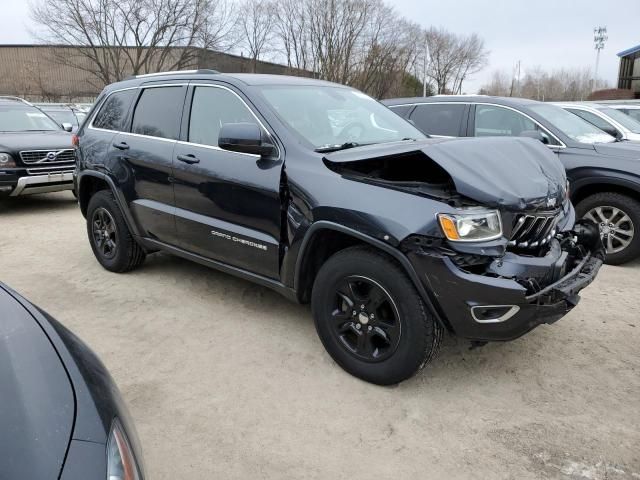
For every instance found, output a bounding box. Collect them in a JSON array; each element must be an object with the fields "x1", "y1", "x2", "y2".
[{"x1": 617, "y1": 44, "x2": 640, "y2": 57}]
